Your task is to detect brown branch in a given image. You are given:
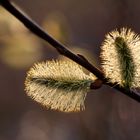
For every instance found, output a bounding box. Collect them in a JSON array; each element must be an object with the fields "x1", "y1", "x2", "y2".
[{"x1": 0, "y1": 0, "x2": 140, "y2": 103}]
